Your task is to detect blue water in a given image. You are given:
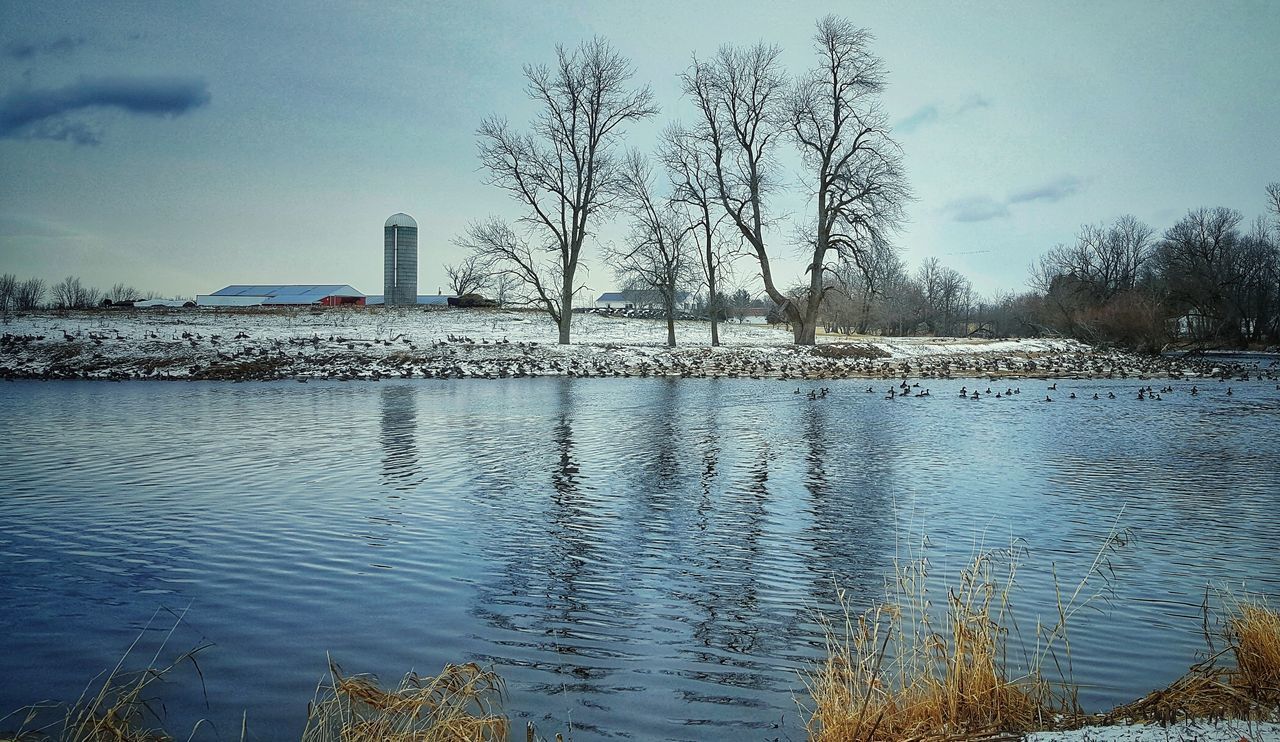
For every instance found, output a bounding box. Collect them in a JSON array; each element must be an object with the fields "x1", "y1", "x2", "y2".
[{"x1": 1, "y1": 376, "x2": 1278, "y2": 740}]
